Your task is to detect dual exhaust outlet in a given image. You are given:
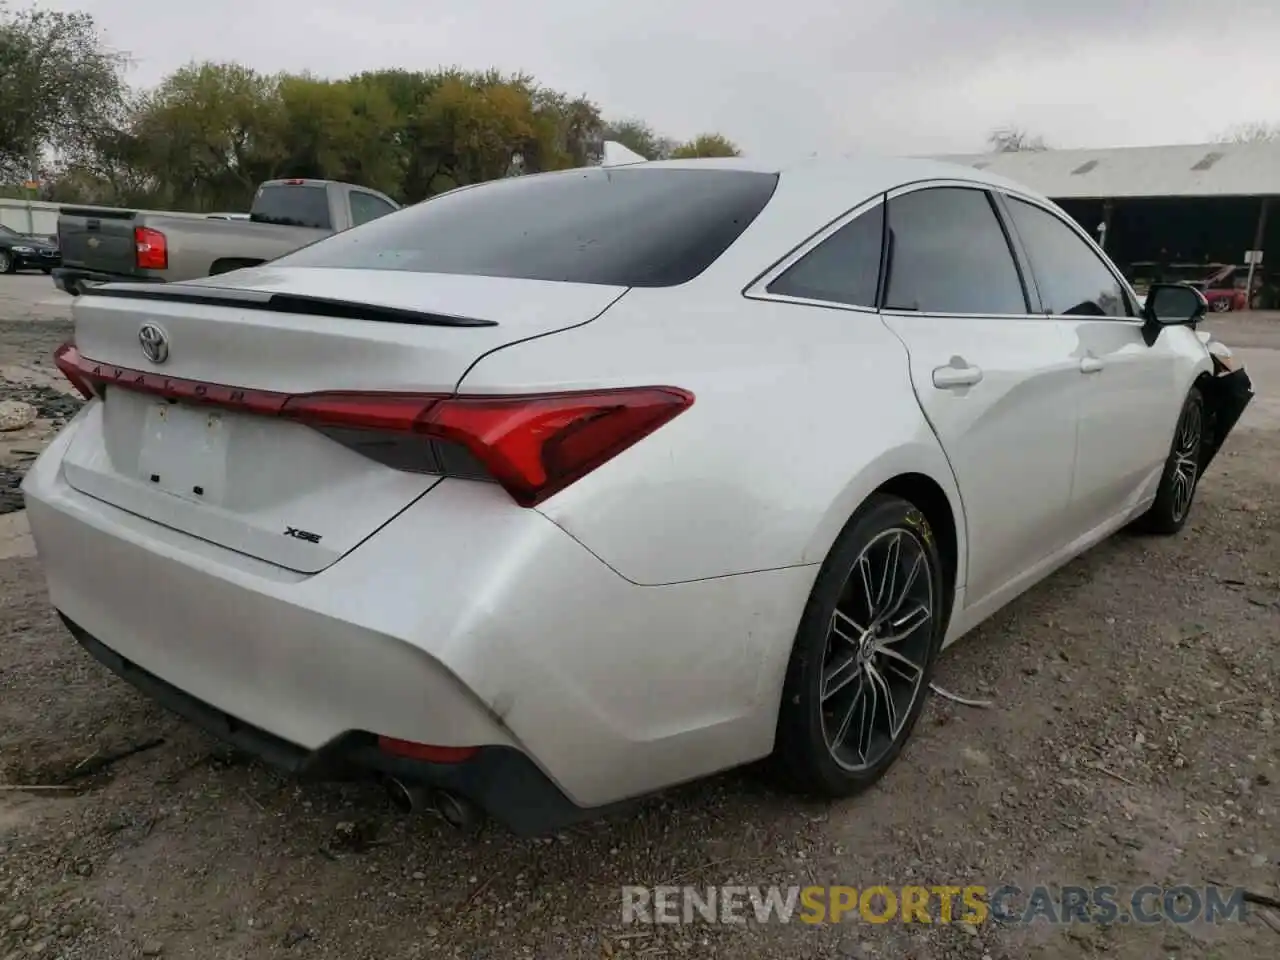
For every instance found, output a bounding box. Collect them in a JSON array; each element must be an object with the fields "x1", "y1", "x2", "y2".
[{"x1": 384, "y1": 777, "x2": 482, "y2": 830}]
